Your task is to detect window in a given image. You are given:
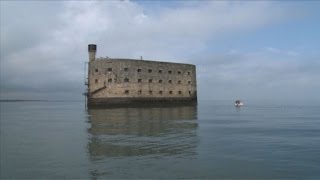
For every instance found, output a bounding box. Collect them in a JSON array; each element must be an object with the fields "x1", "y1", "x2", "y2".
[
  {"x1": 149, "y1": 91, "x2": 152, "y2": 95},
  {"x1": 149, "y1": 79, "x2": 153, "y2": 83},
  {"x1": 138, "y1": 90, "x2": 142, "y2": 94},
  {"x1": 169, "y1": 80, "x2": 172, "y2": 84},
  {"x1": 178, "y1": 71, "x2": 181, "y2": 74},
  {"x1": 168, "y1": 70, "x2": 172, "y2": 74},
  {"x1": 138, "y1": 79, "x2": 142, "y2": 83},
  {"x1": 169, "y1": 91, "x2": 173, "y2": 94},
  {"x1": 159, "y1": 91, "x2": 163, "y2": 94},
  {"x1": 137, "y1": 69, "x2": 142, "y2": 72},
  {"x1": 124, "y1": 78, "x2": 129, "y2": 82},
  {"x1": 95, "y1": 79, "x2": 98, "y2": 83},
  {"x1": 188, "y1": 72, "x2": 191, "y2": 75},
  {"x1": 108, "y1": 68, "x2": 112, "y2": 72},
  {"x1": 148, "y1": 69, "x2": 152, "y2": 73},
  {"x1": 124, "y1": 68, "x2": 129, "y2": 71},
  {"x1": 178, "y1": 91, "x2": 182, "y2": 94},
  {"x1": 125, "y1": 90, "x2": 129, "y2": 94},
  {"x1": 159, "y1": 70, "x2": 162, "y2": 73},
  {"x1": 159, "y1": 80, "x2": 162, "y2": 83},
  {"x1": 189, "y1": 91, "x2": 191, "y2": 95},
  {"x1": 188, "y1": 81, "x2": 191, "y2": 84},
  {"x1": 108, "y1": 78, "x2": 112, "y2": 83},
  {"x1": 178, "y1": 80, "x2": 181, "y2": 84},
  {"x1": 95, "y1": 68, "x2": 98, "y2": 72}
]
